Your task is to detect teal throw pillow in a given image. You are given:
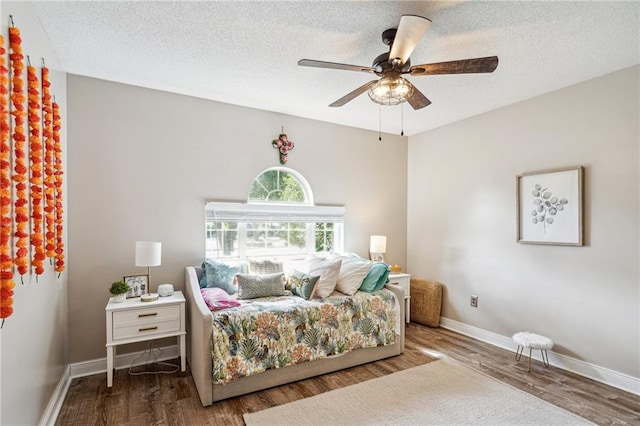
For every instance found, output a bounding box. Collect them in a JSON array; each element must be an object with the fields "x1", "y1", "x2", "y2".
[
  {"x1": 201, "y1": 259, "x2": 247, "y2": 294},
  {"x1": 359, "y1": 262, "x2": 390, "y2": 292},
  {"x1": 287, "y1": 270, "x2": 320, "y2": 300},
  {"x1": 372, "y1": 264, "x2": 391, "y2": 291}
]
